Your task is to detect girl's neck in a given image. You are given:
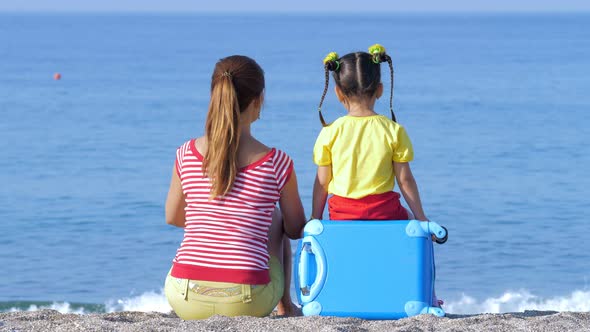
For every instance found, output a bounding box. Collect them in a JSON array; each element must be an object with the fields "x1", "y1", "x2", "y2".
[{"x1": 346, "y1": 103, "x2": 378, "y2": 117}]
